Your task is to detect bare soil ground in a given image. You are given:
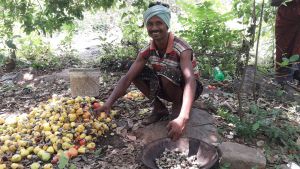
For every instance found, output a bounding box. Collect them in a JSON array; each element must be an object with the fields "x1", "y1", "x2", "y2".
[{"x1": 0, "y1": 64, "x2": 299, "y2": 168}]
